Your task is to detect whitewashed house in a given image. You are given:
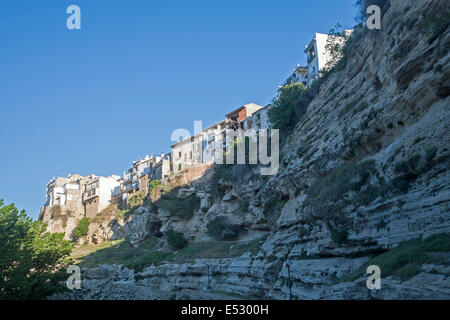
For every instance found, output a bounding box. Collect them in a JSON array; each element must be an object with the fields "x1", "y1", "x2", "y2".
[
  {"x1": 83, "y1": 175, "x2": 121, "y2": 218},
  {"x1": 304, "y1": 30, "x2": 352, "y2": 84},
  {"x1": 279, "y1": 30, "x2": 353, "y2": 89},
  {"x1": 44, "y1": 174, "x2": 84, "y2": 209}
]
